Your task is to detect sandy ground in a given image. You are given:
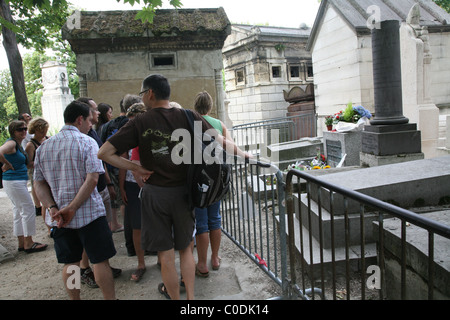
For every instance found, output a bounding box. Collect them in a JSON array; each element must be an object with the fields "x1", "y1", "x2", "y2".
[{"x1": 0, "y1": 188, "x2": 282, "y2": 301}]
